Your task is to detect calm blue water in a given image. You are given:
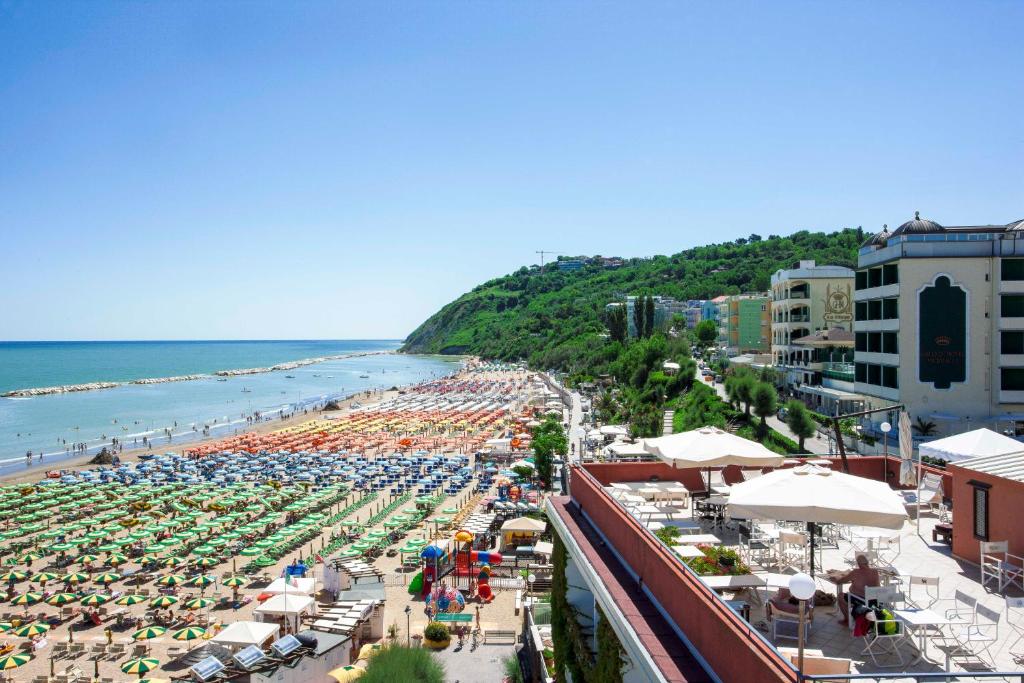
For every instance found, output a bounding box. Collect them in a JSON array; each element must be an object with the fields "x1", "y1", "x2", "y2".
[{"x1": 0, "y1": 340, "x2": 460, "y2": 472}]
